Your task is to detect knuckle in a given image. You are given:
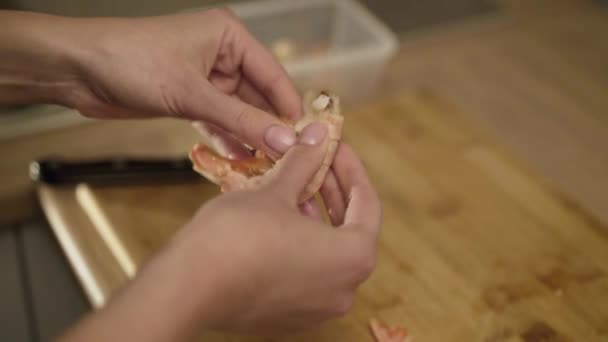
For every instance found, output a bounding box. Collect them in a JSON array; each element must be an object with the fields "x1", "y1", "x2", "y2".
[
  {"x1": 234, "y1": 104, "x2": 254, "y2": 137},
  {"x1": 159, "y1": 77, "x2": 200, "y2": 118},
  {"x1": 262, "y1": 72, "x2": 285, "y2": 98},
  {"x1": 348, "y1": 236, "x2": 377, "y2": 282},
  {"x1": 355, "y1": 255, "x2": 376, "y2": 282},
  {"x1": 208, "y1": 7, "x2": 235, "y2": 19},
  {"x1": 209, "y1": 7, "x2": 243, "y2": 28},
  {"x1": 331, "y1": 295, "x2": 354, "y2": 317},
  {"x1": 160, "y1": 87, "x2": 183, "y2": 117},
  {"x1": 262, "y1": 179, "x2": 296, "y2": 206}
]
